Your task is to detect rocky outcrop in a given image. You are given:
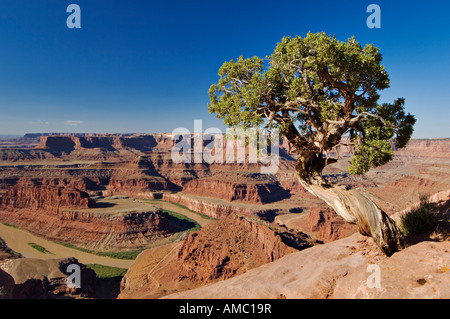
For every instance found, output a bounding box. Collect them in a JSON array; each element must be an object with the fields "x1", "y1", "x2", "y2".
[
  {"x1": 0, "y1": 184, "x2": 181, "y2": 250},
  {"x1": 177, "y1": 214, "x2": 312, "y2": 284},
  {"x1": 0, "y1": 149, "x2": 55, "y2": 162},
  {"x1": 0, "y1": 183, "x2": 96, "y2": 213},
  {"x1": 0, "y1": 269, "x2": 14, "y2": 299},
  {"x1": 0, "y1": 206, "x2": 179, "y2": 251},
  {"x1": 0, "y1": 257, "x2": 97, "y2": 299},
  {"x1": 163, "y1": 234, "x2": 450, "y2": 299},
  {"x1": 392, "y1": 138, "x2": 450, "y2": 159},
  {"x1": 369, "y1": 175, "x2": 450, "y2": 213},
  {"x1": 36, "y1": 134, "x2": 176, "y2": 152},
  {"x1": 105, "y1": 176, "x2": 178, "y2": 197},
  {"x1": 333, "y1": 240, "x2": 450, "y2": 298},
  {"x1": 307, "y1": 205, "x2": 358, "y2": 243},
  {"x1": 119, "y1": 213, "x2": 315, "y2": 299},
  {"x1": 181, "y1": 176, "x2": 290, "y2": 203},
  {"x1": 163, "y1": 193, "x2": 284, "y2": 219},
  {"x1": 163, "y1": 193, "x2": 241, "y2": 219}
]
